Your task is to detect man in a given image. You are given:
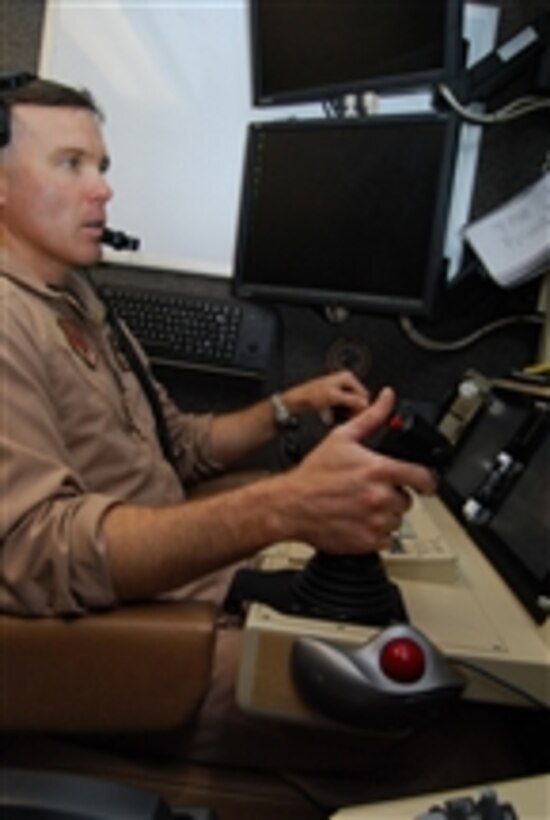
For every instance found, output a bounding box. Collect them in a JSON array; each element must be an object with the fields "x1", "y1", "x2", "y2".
[
  {"x1": 0, "y1": 77, "x2": 532, "y2": 808},
  {"x1": 0, "y1": 76, "x2": 432, "y2": 615}
]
